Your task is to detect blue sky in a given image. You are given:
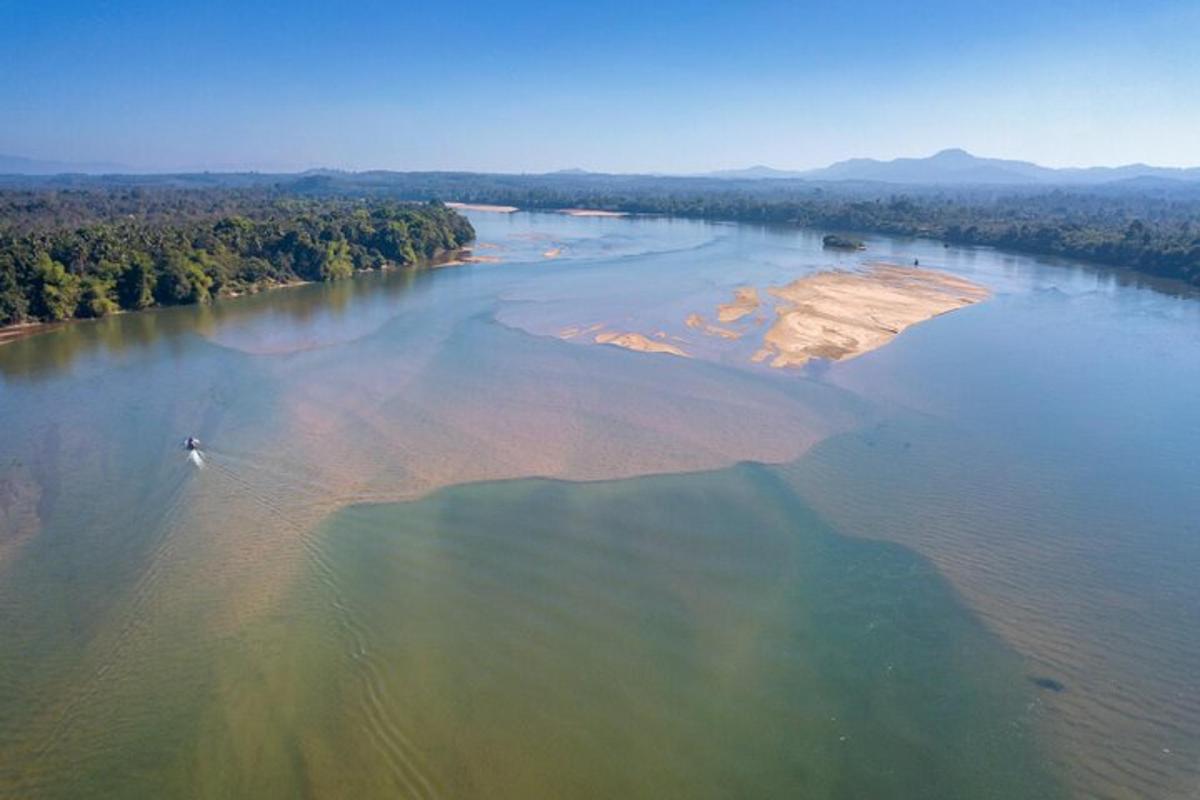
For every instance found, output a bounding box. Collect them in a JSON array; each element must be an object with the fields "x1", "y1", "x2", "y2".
[{"x1": 1, "y1": 0, "x2": 1197, "y2": 172}]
